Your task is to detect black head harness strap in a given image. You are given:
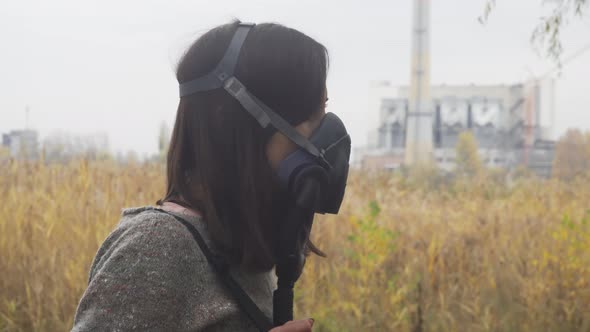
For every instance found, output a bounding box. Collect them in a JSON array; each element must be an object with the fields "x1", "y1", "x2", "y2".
[
  {"x1": 178, "y1": 23, "x2": 327, "y2": 167},
  {"x1": 179, "y1": 23, "x2": 253, "y2": 96}
]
